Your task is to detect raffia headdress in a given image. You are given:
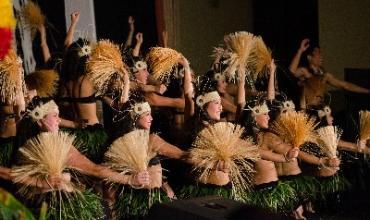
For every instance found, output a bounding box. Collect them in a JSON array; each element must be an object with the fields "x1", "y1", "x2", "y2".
[
  {"x1": 87, "y1": 40, "x2": 129, "y2": 96},
  {"x1": 215, "y1": 32, "x2": 272, "y2": 82},
  {"x1": 20, "y1": 1, "x2": 45, "y2": 37},
  {"x1": 25, "y1": 69, "x2": 59, "y2": 97},
  {"x1": 145, "y1": 47, "x2": 183, "y2": 84},
  {"x1": 246, "y1": 36, "x2": 272, "y2": 81},
  {"x1": 0, "y1": 49, "x2": 27, "y2": 104},
  {"x1": 218, "y1": 31, "x2": 255, "y2": 81}
]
